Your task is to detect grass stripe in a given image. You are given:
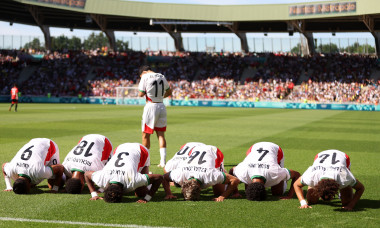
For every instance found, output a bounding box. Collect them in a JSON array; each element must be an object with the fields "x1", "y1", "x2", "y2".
[{"x1": 0, "y1": 217, "x2": 176, "y2": 228}]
